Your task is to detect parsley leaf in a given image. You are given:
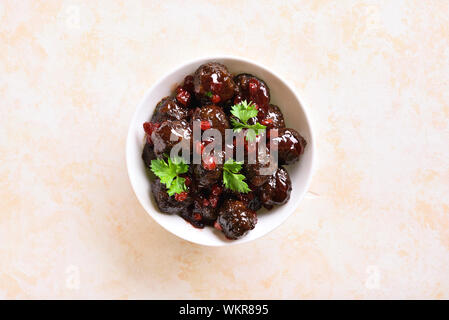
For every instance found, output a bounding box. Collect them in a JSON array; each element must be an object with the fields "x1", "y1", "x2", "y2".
[
  {"x1": 150, "y1": 157, "x2": 189, "y2": 196},
  {"x1": 223, "y1": 159, "x2": 243, "y2": 173},
  {"x1": 230, "y1": 100, "x2": 266, "y2": 141},
  {"x1": 230, "y1": 118, "x2": 246, "y2": 133},
  {"x1": 167, "y1": 176, "x2": 187, "y2": 196},
  {"x1": 205, "y1": 91, "x2": 213, "y2": 98},
  {"x1": 170, "y1": 157, "x2": 189, "y2": 174},
  {"x1": 222, "y1": 159, "x2": 251, "y2": 193},
  {"x1": 230, "y1": 100, "x2": 258, "y2": 123}
]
